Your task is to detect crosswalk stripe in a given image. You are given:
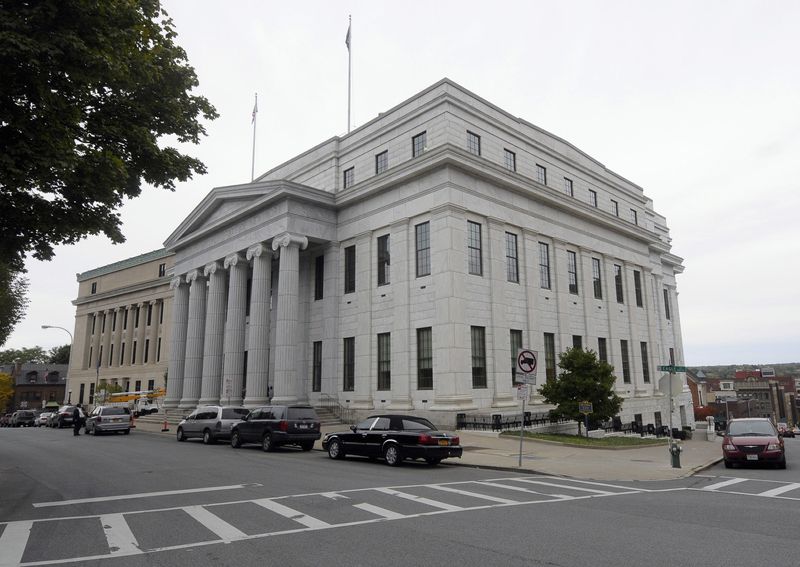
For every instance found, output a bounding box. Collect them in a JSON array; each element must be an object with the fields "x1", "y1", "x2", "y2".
[
  {"x1": 0, "y1": 520, "x2": 32, "y2": 567},
  {"x1": 511, "y1": 478, "x2": 614, "y2": 495},
  {"x1": 428, "y1": 484, "x2": 518, "y2": 504},
  {"x1": 757, "y1": 483, "x2": 800, "y2": 498},
  {"x1": 184, "y1": 506, "x2": 247, "y2": 541},
  {"x1": 477, "y1": 481, "x2": 565, "y2": 497},
  {"x1": 353, "y1": 503, "x2": 407, "y2": 520},
  {"x1": 100, "y1": 513, "x2": 141, "y2": 555},
  {"x1": 253, "y1": 499, "x2": 331, "y2": 528},
  {"x1": 703, "y1": 478, "x2": 749, "y2": 491},
  {"x1": 375, "y1": 488, "x2": 463, "y2": 511}
]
